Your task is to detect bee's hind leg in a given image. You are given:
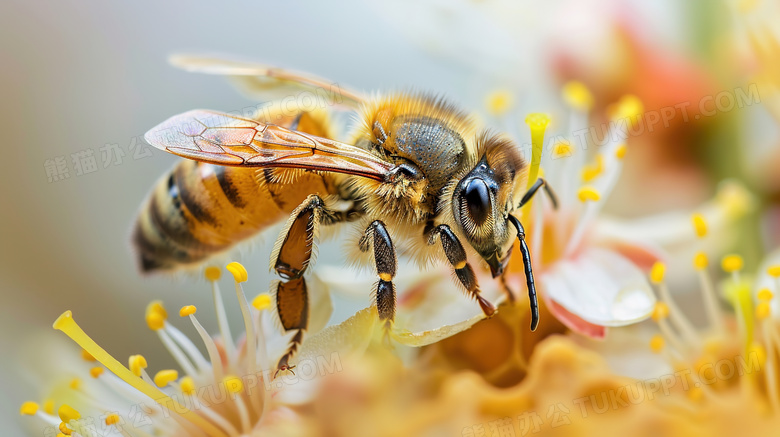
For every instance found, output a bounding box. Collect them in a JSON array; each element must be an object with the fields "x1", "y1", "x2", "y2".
[
  {"x1": 270, "y1": 194, "x2": 335, "y2": 377},
  {"x1": 359, "y1": 220, "x2": 398, "y2": 337},
  {"x1": 425, "y1": 222, "x2": 496, "y2": 317}
]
